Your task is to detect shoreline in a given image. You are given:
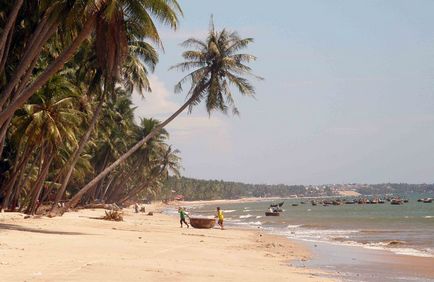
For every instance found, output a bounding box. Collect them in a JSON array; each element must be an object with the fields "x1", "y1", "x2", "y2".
[
  {"x1": 179, "y1": 198, "x2": 434, "y2": 281},
  {"x1": 0, "y1": 206, "x2": 333, "y2": 281}
]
